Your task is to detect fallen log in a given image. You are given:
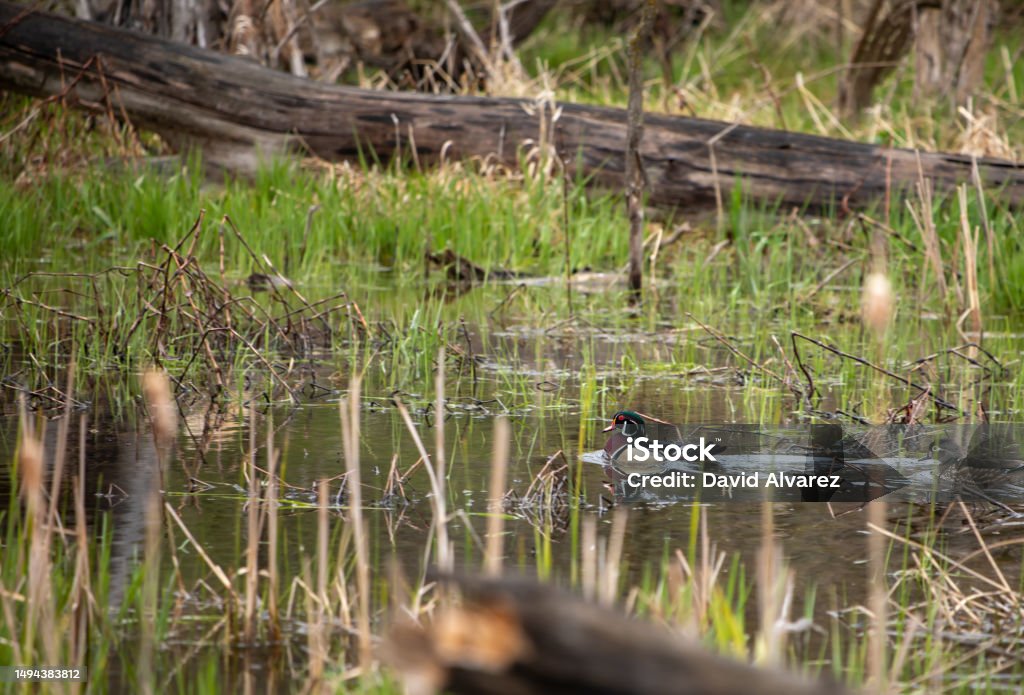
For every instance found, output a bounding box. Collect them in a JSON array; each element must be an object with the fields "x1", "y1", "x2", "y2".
[
  {"x1": 1, "y1": 1, "x2": 1022, "y2": 212},
  {"x1": 385, "y1": 574, "x2": 858, "y2": 695}
]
